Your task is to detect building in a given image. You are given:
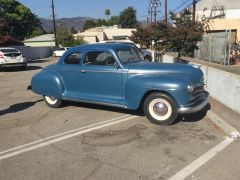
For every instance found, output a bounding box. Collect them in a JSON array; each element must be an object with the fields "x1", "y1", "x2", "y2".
[
  {"x1": 196, "y1": 0, "x2": 240, "y2": 43},
  {"x1": 23, "y1": 34, "x2": 55, "y2": 47},
  {"x1": 74, "y1": 25, "x2": 136, "y2": 44}
]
